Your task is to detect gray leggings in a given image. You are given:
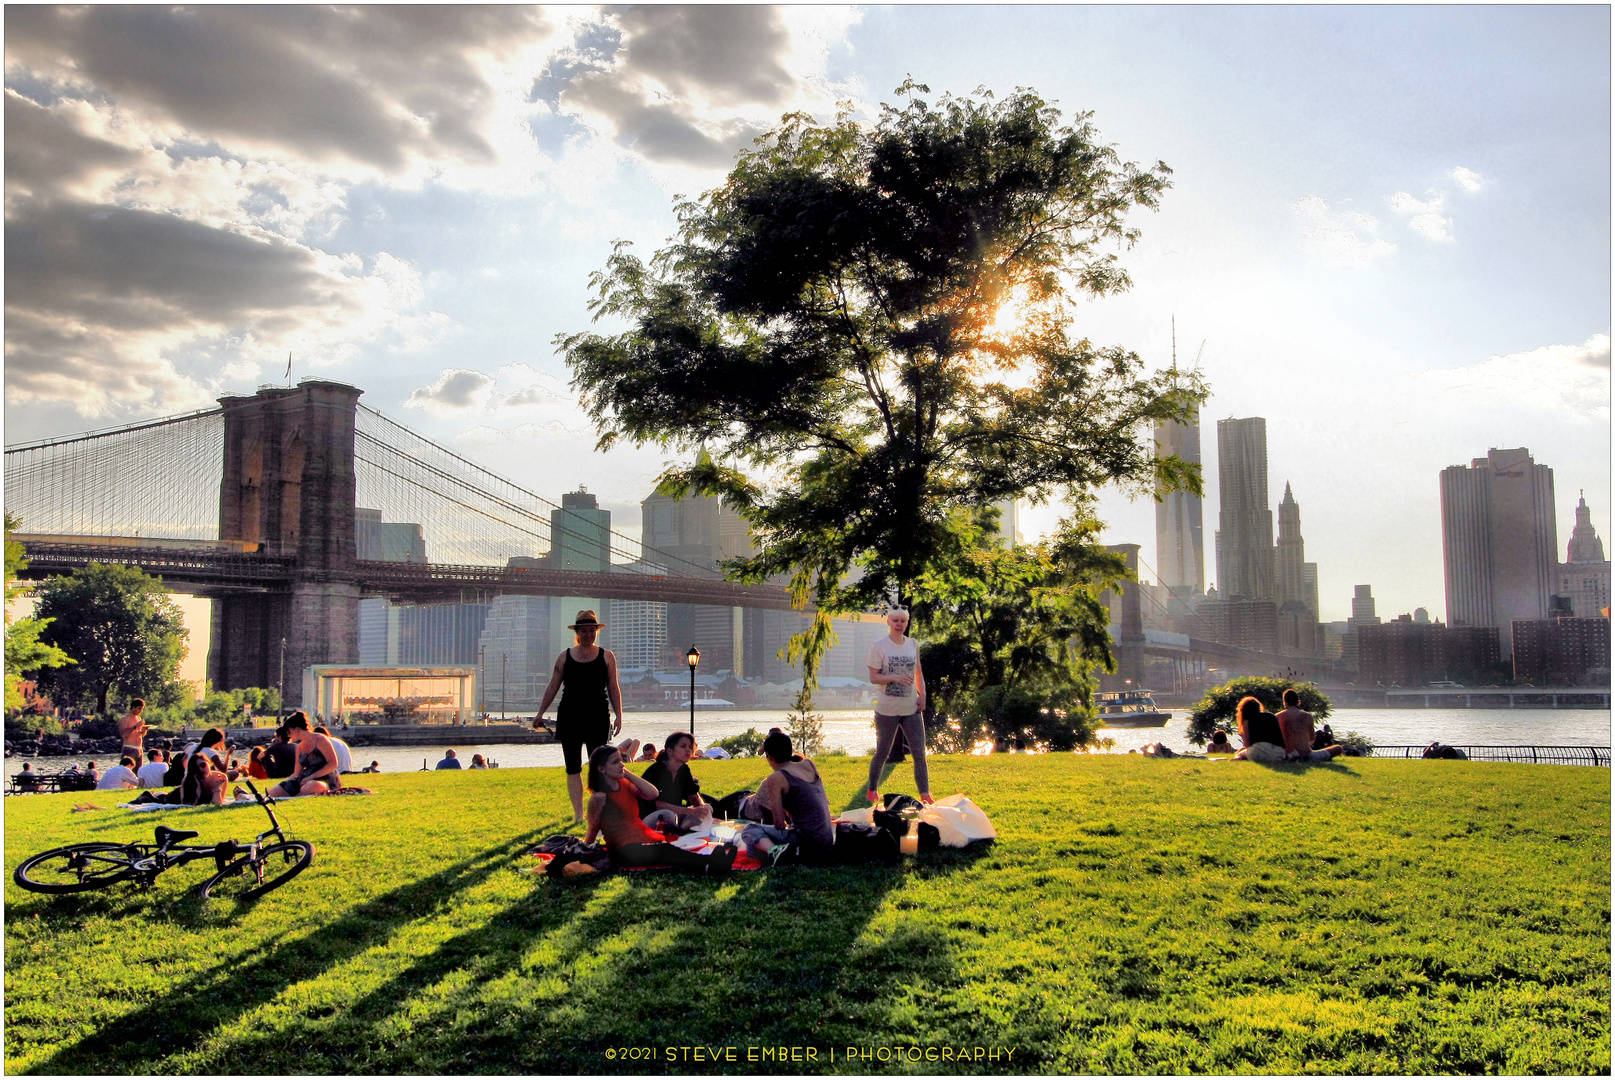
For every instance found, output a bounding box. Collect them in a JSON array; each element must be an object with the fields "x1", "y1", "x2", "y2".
[{"x1": 867, "y1": 711, "x2": 928, "y2": 795}]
